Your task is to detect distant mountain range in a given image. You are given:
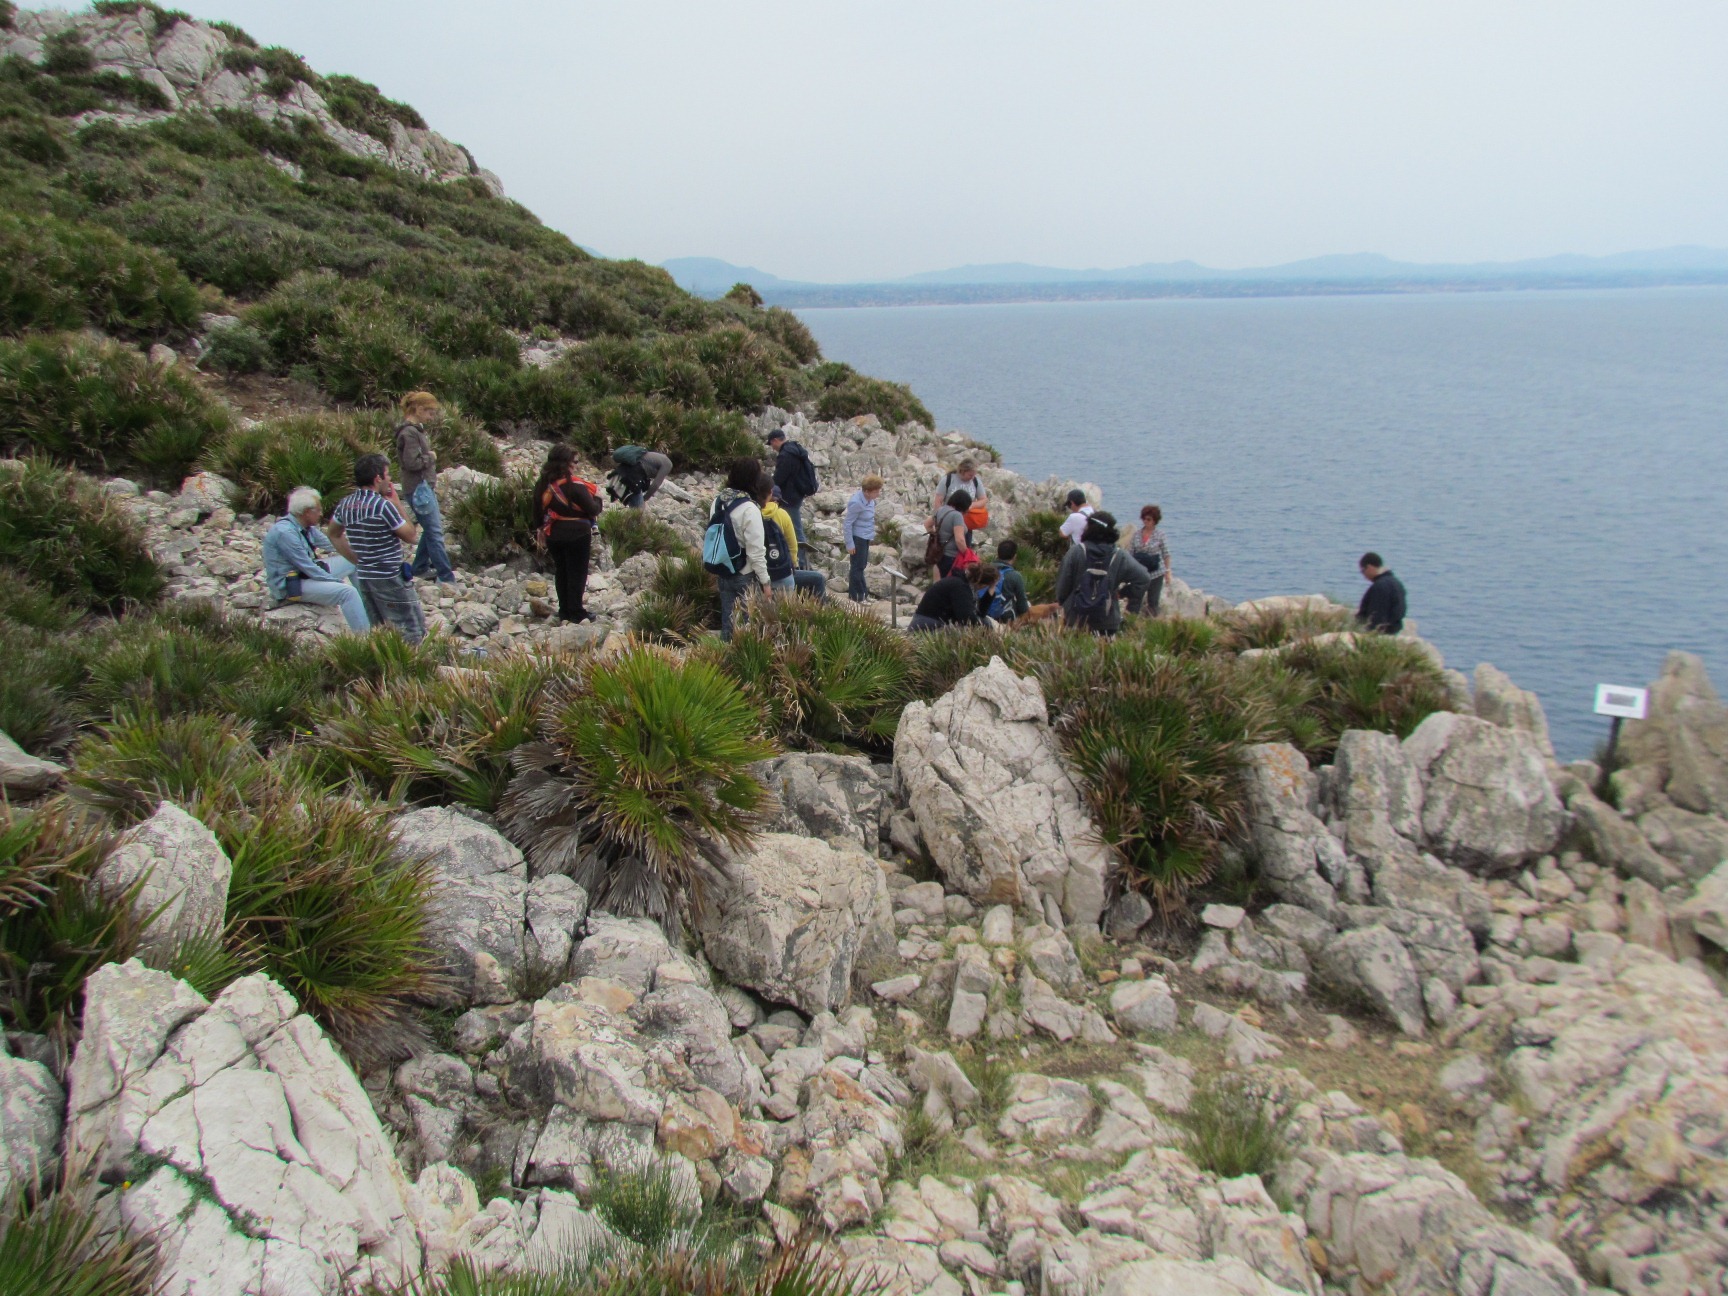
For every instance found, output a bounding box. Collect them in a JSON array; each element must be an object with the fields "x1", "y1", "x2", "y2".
[{"x1": 662, "y1": 248, "x2": 1728, "y2": 306}]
